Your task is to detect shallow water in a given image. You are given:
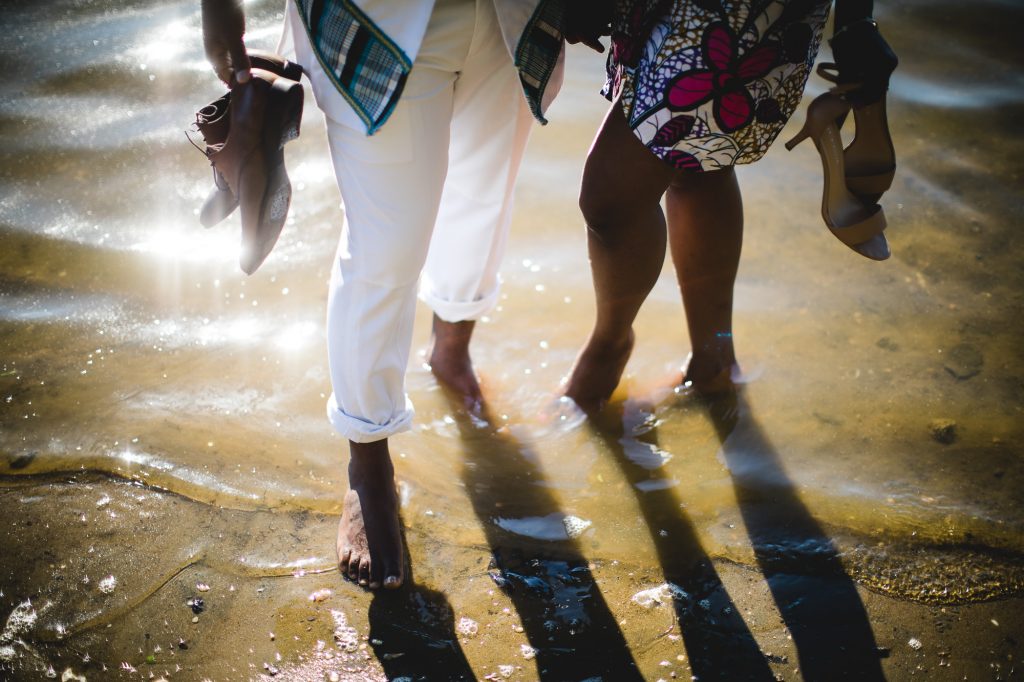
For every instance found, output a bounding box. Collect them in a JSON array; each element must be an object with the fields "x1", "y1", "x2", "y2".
[{"x1": 1, "y1": 0, "x2": 1023, "y2": 679}]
